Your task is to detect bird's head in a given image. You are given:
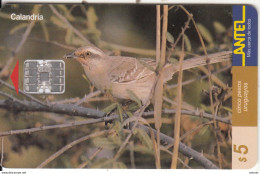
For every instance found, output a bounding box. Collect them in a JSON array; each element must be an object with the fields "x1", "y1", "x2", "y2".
[{"x1": 64, "y1": 46, "x2": 106, "y2": 67}]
